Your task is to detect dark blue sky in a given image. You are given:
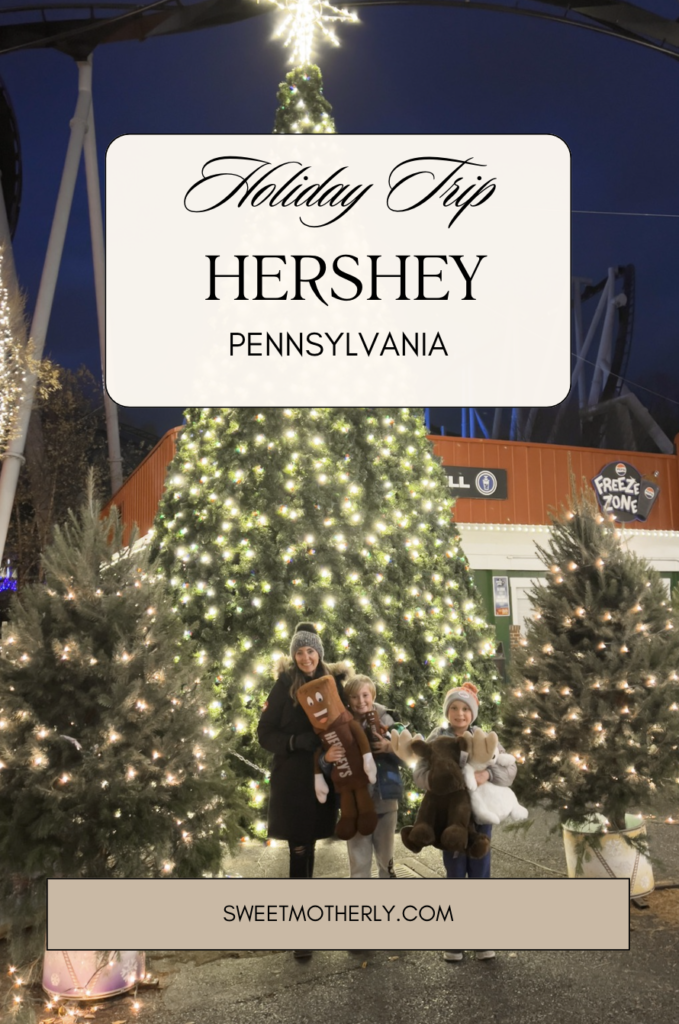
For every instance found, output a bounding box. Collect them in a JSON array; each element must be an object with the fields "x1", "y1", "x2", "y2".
[{"x1": 1, "y1": 1, "x2": 678, "y2": 439}]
